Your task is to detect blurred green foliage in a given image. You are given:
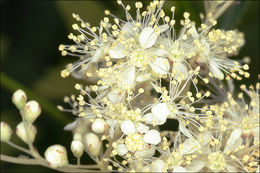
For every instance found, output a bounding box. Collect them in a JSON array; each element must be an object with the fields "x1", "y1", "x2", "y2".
[{"x1": 1, "y1": 1, "x2": 259, "y2": 172}]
